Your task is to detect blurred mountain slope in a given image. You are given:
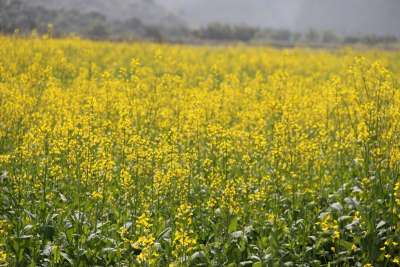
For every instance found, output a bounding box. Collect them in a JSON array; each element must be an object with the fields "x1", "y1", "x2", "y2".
[{"x1": 21, "y1": 0, "x2": 184, "y2": 27}]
